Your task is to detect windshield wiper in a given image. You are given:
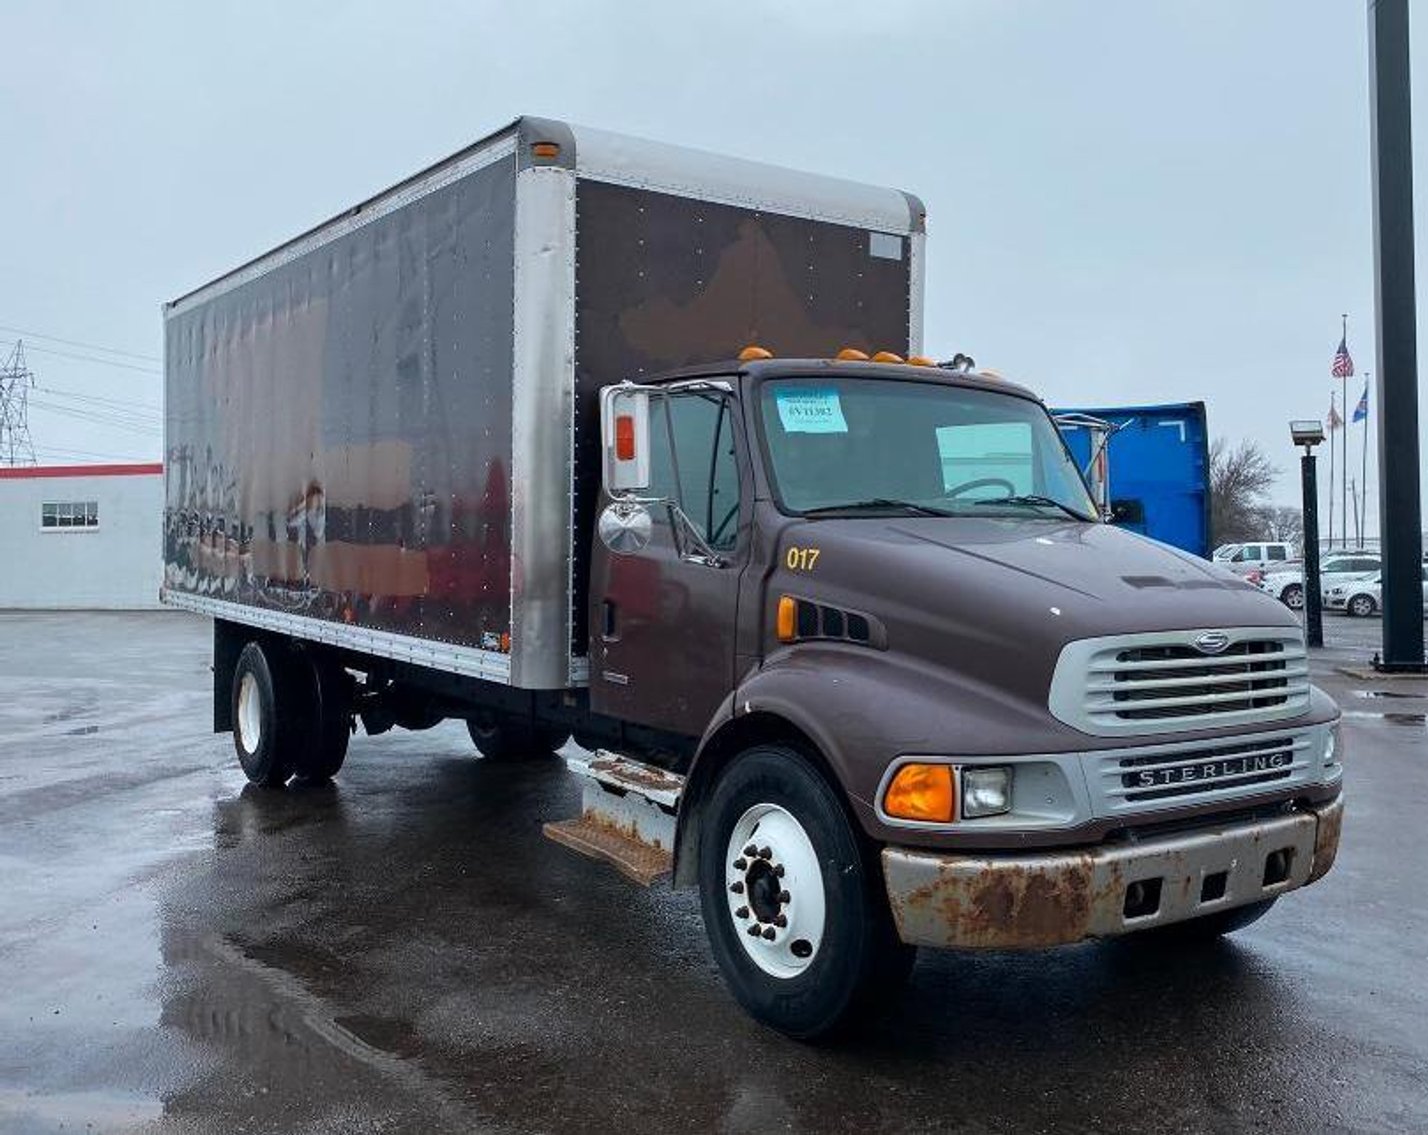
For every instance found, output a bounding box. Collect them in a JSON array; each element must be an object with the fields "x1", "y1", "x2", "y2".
[
  {"x1": 801, "y1": 497, "x2": 956, "y2": 518},
  {"x1": 973, "y1": 494, "x2": 1095, "y2": 522}
]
